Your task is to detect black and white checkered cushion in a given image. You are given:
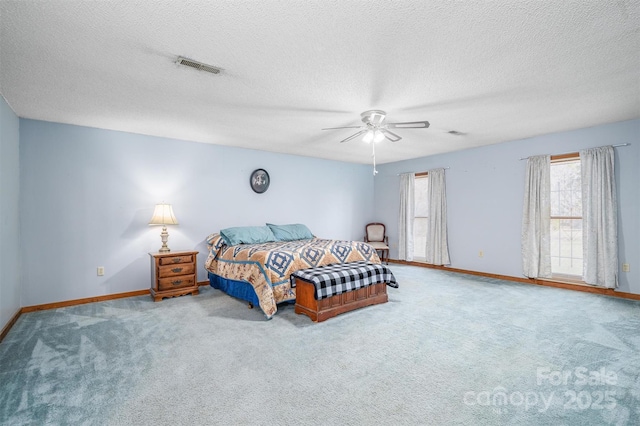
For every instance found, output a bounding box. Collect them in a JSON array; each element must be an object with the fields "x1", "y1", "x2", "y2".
[{"x1": 290, "y1": 261, "x2": 398, "y2": 300}]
